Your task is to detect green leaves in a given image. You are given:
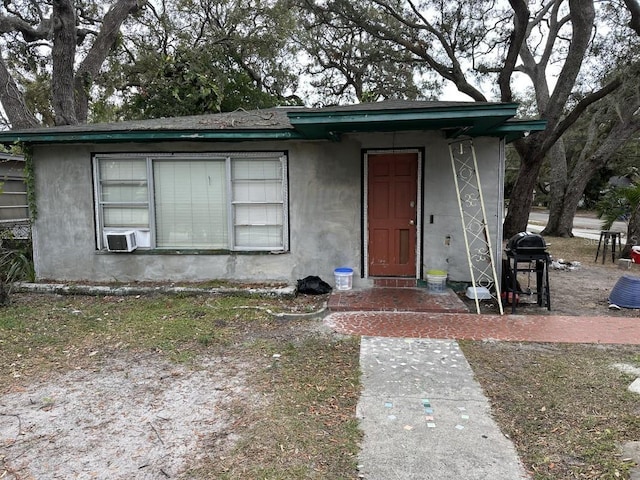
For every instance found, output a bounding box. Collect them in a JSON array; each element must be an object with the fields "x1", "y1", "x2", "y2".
[{"x1": 596, "y1": 181, "x2": 640, "y2": 230}]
